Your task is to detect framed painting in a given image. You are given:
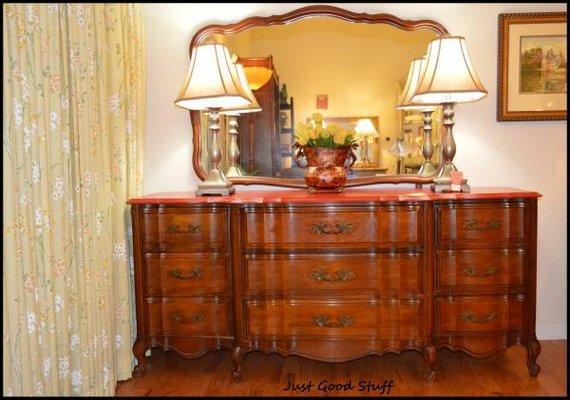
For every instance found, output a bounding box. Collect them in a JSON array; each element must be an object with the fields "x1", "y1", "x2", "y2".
[{"x1": 497, "y1": 12, "x2": 567, "y2": 121}]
